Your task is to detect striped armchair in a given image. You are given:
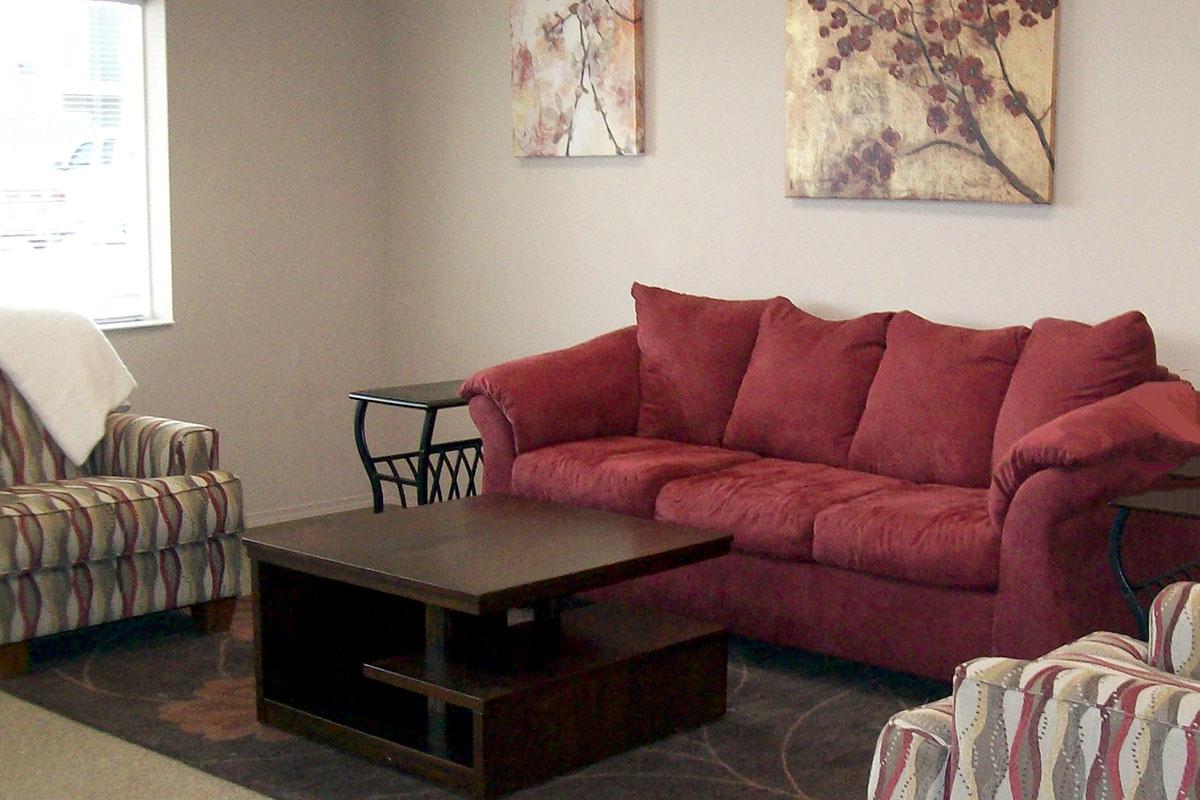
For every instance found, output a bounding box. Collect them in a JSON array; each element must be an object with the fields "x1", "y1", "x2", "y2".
[
  {"x1": 0, "y1": 370, "x2": 244, "y2": 677},
  {"x1": 870, "y1": 582, "x2": 1200, "y2": 799}
]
